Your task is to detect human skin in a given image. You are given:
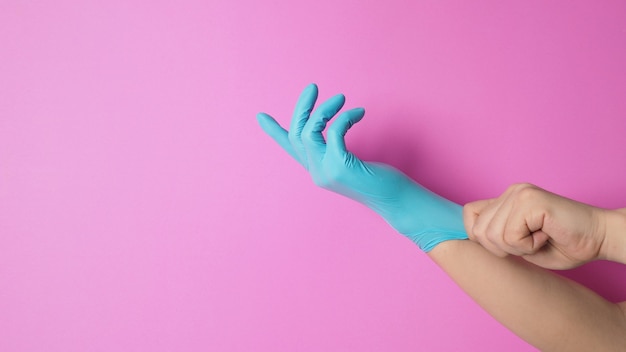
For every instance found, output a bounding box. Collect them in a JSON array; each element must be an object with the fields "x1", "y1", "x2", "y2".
[
  {"x1": 463, "y1": 183, "x2": 626, "y2": 269},
  {"x1": 429, "y1": 240, "x2": 626, "y2": 351},
  {"x1": 258, "y1": 84, "x2": 626, "y2": 351}
]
